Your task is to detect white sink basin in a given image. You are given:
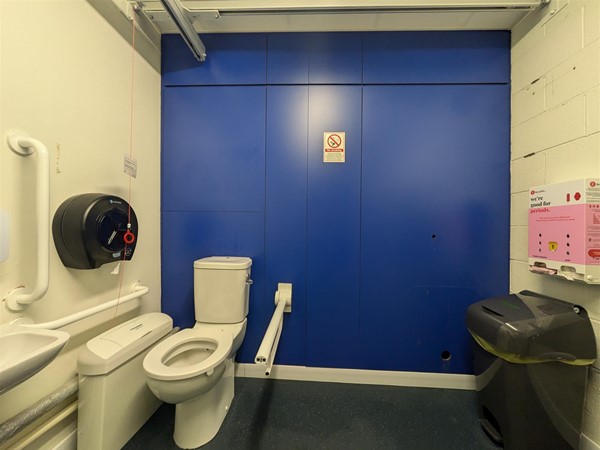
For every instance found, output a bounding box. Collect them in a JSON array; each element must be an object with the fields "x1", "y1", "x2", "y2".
[{"x1": 0, "y1": 326, "x2": 70, "y2": 395}]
